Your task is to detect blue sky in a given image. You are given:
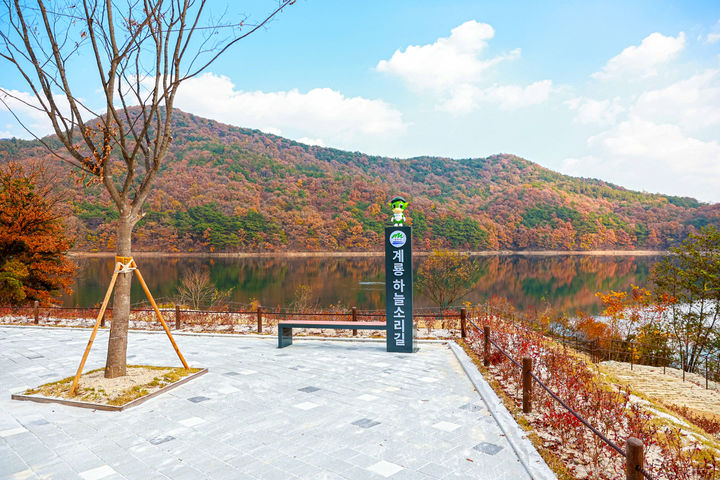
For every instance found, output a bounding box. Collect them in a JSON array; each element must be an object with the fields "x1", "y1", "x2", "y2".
[{"x1": 2, "y1": 0, "x2": 720, "y2": 201}]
